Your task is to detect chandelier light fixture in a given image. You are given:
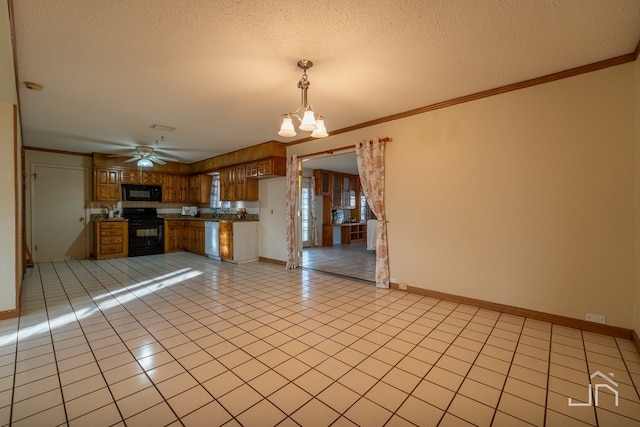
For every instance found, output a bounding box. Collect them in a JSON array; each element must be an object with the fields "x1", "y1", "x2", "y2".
[{"x1": 278, "y1": 59, "x2": 328, "y2": 138}]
